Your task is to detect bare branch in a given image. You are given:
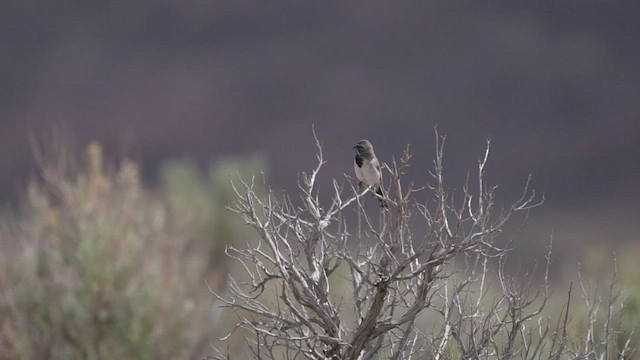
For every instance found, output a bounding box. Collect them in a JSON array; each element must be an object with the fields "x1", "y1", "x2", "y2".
[{"x1": 211, "y1": 129, "x2": 631, "y2": 360}]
